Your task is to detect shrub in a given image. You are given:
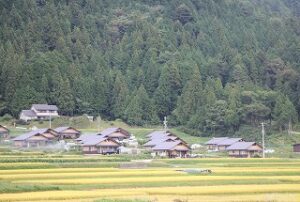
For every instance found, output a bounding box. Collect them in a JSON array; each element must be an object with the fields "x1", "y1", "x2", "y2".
[{"x1": 0, "y1": 114, "x2": 13, "y2": 122}]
